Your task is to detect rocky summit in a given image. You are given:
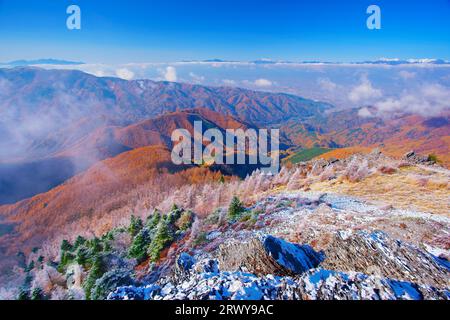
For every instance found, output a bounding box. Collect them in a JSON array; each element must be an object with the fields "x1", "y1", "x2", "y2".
[{"x1": 109, "y1": 232, "x2": 449, "y2": 300}]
